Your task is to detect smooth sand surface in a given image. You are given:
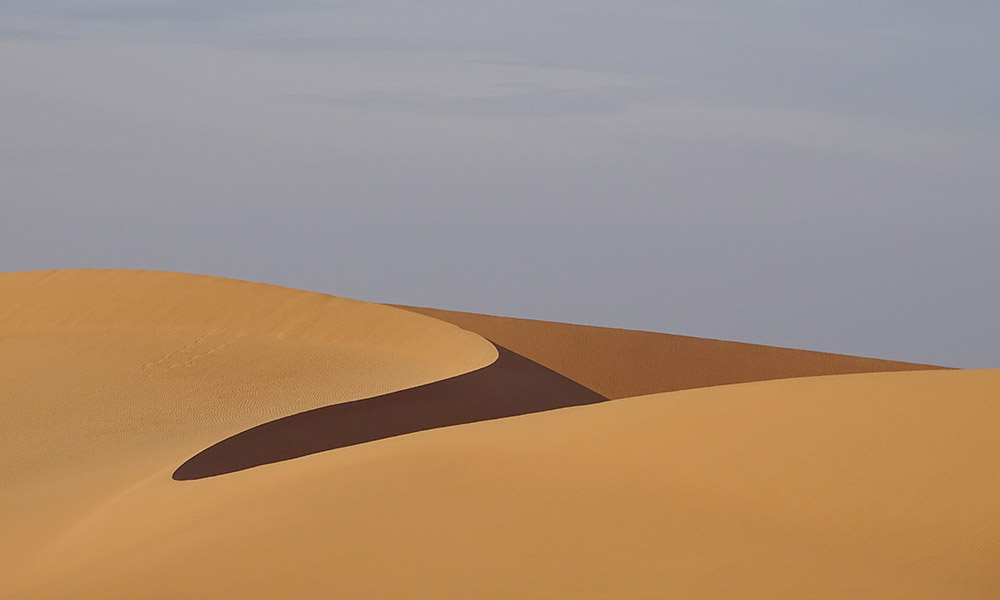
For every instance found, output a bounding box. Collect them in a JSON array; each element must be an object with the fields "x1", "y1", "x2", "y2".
[
  {"x1": 0, "y1": 270, "x2": 496, "y2": 595},
  {"x1": 396, "y1": 305, "x2": 945, "y2": 398},
  {"x1": 2, "y1": 270, "x2": 996, "y2": 599},
  {"x1": 8, "y1": 370, "x2": 1000, "y2": 599}
]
